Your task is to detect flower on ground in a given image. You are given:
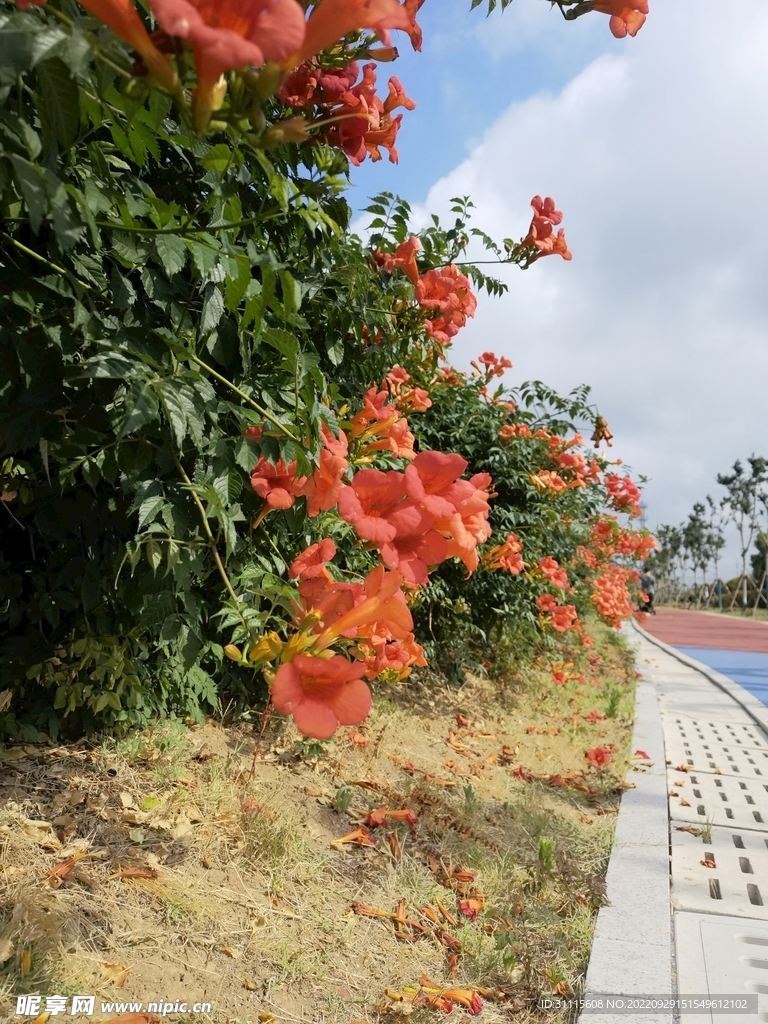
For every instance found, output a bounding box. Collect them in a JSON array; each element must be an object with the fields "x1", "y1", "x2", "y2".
[
  {"x1": 585, "y1": 745, "x2": 612, "y2": 768},
  {"x1": 457, "y1": 897, "x2": 484, "y2": 921},
  {"x1": 250, "y1": 456, "x2": 307, "y2": 510},
  {"x1": 440, "y1": 989, "x2": 483, "y2": 1015},
  {"x1": 365, "y1": 805, "x2": 418, "y2": 827},
  {"x1": 272, "y1": 653, "x2": 371, "y2": 738},
  {"x1": 591, "y1": 0, "x2": 648, "y2": 38}
]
